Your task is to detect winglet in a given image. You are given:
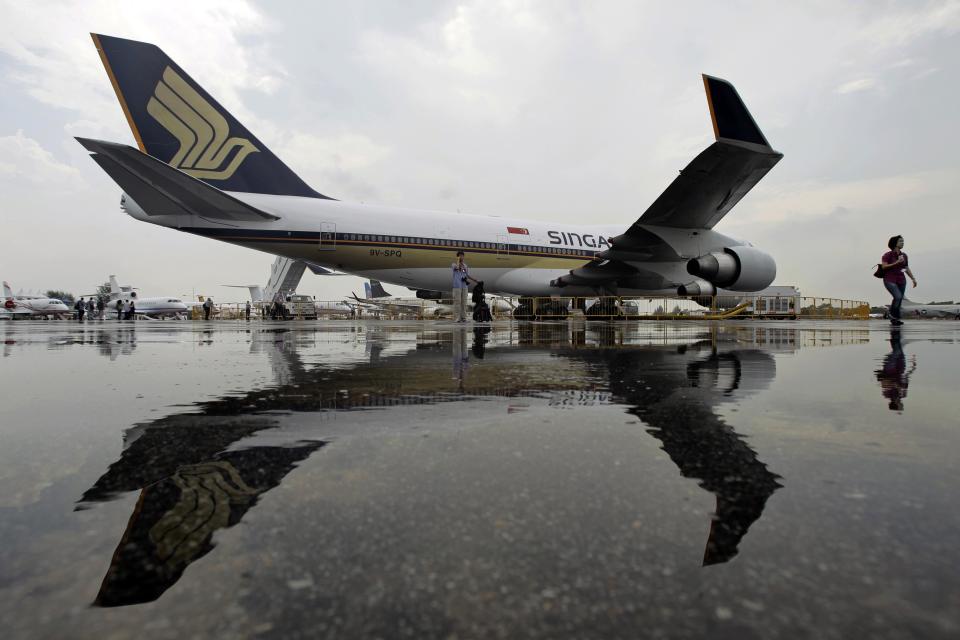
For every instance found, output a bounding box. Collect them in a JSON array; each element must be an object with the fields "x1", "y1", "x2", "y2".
[{"x1": 702, "y1": 74, "x2": 771, "y2": 147}]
